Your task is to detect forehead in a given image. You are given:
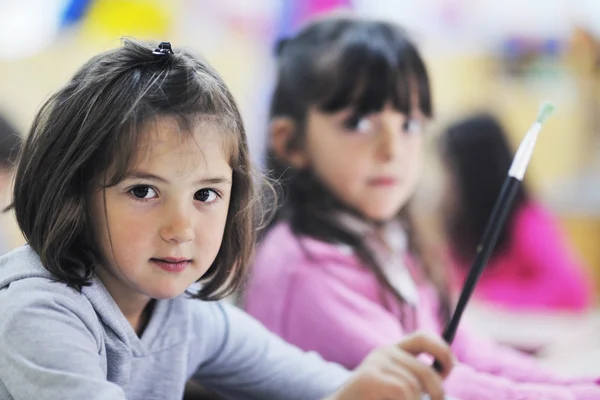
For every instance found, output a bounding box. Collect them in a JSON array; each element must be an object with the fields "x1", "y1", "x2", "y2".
[{"x1": 131, "y1": 116, "x2": 237, "y2": 167}]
